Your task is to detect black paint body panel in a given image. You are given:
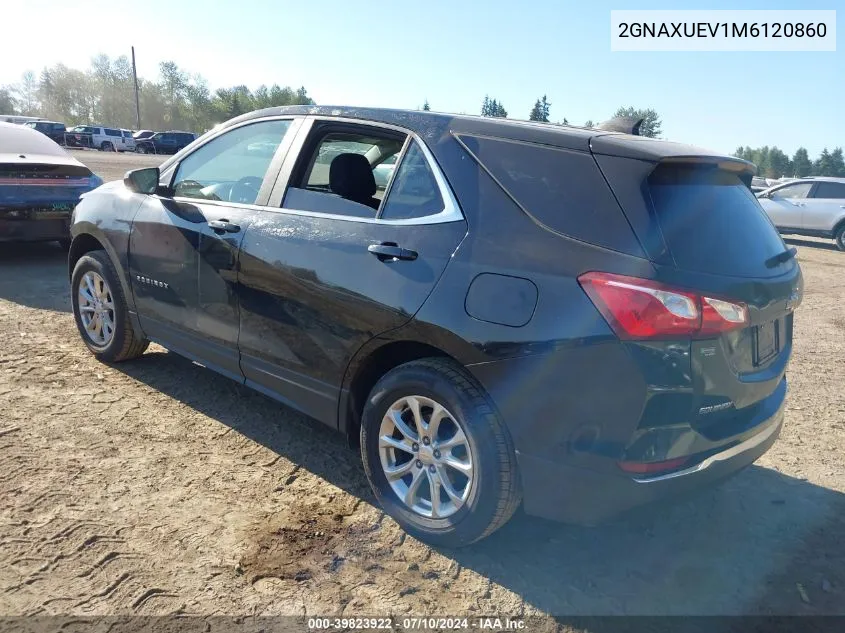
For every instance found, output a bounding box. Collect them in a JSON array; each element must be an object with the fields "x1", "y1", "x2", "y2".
[{"x1": 69, "y1": 107, "x2": 800, "y2": 525}]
